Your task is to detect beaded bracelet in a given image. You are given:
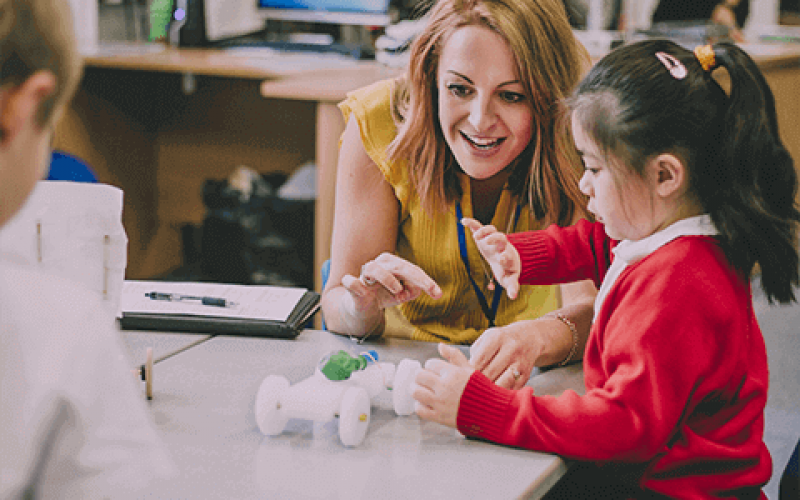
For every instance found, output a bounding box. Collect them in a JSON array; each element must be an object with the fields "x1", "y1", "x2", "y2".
[{"x1": 555, "y1": 313, "x2": 579, "y2": 367}]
